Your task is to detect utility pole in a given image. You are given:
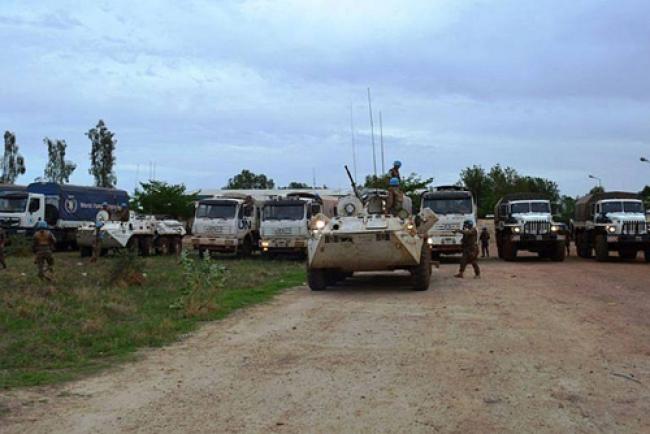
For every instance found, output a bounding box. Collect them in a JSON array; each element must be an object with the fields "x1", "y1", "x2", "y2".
[
  {"x1": 367, "y1": 88, "x2": 377, "y2": 177},
  {"x1": 379, "y1": 111, "x2": 385, "y2": 174}
]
